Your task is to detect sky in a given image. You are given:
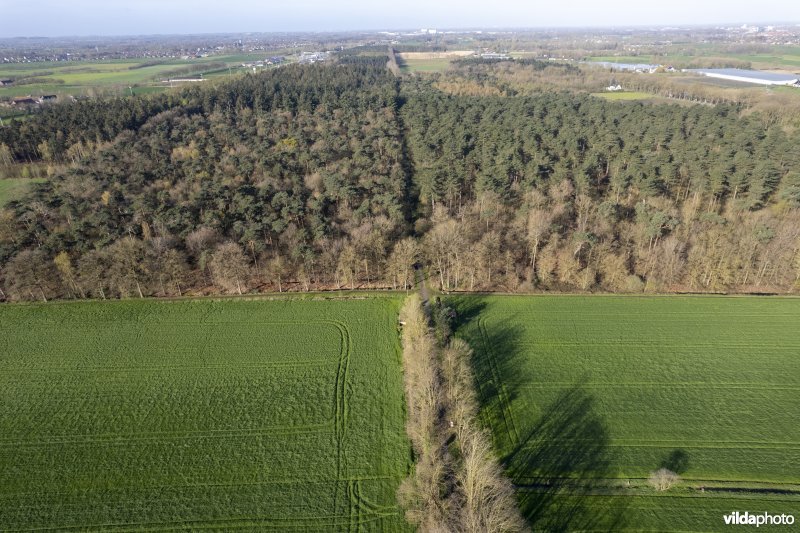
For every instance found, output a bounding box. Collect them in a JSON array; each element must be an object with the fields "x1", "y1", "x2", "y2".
[{"x1": 2, "y1": 0, "x2": 800, "y2": 38}]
